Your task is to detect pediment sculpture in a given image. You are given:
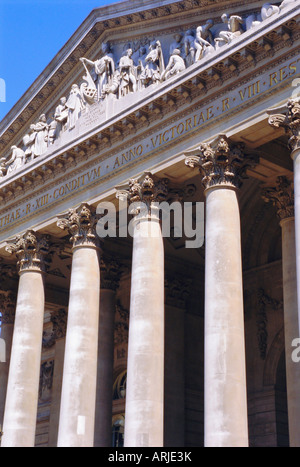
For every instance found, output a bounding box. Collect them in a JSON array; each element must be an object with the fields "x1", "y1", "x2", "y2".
[{"x1": 0, "y1": 0, "x2": 293, "y2": 180}]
